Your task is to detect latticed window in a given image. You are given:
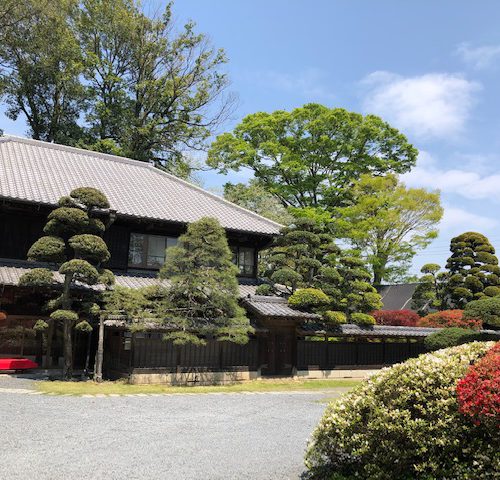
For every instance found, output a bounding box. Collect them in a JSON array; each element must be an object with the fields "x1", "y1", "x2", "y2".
[{"x1": 231, "y1": 246, "x2": 255, "y2": 276}]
